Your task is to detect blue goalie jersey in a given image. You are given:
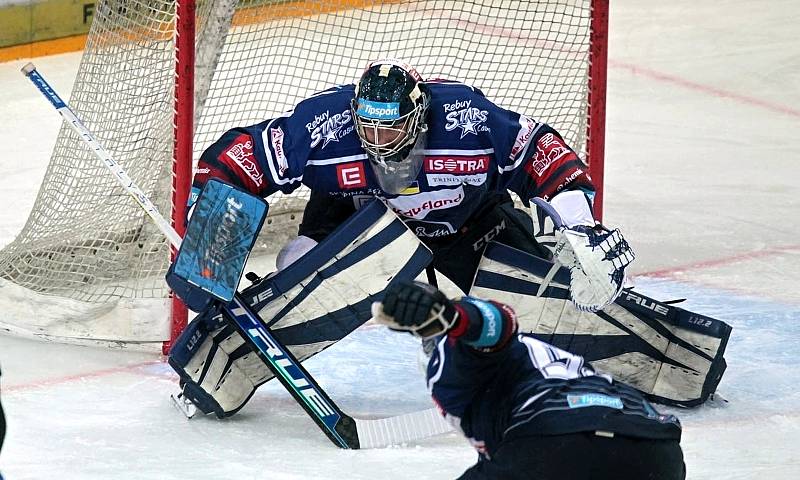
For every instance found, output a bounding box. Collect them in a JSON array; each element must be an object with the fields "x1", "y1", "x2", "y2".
[{"x1": 194, "y1": 80, "x2": 593, "y2": 239}]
